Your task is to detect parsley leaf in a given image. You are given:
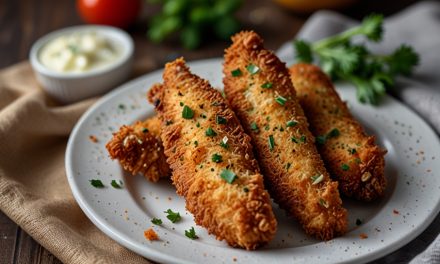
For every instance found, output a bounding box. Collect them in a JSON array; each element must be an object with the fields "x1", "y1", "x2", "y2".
[
  {"x1": 90, "y1": 179, "x2": 104, "y2": 188},
  {"x1": 151, "y1": 218, "x2": 162, "y2": 225},
  {"x1": 220, "y1": 169, "x2": 237, "y2": 183},
  {"x1": 182, "y1": 105, "x2": 194, "y2": 119},
  {"x1": 111, "y1": 180, "x2": 123, "y2": 189},
  {"x1": 164, "y1": 209, "x2": 181, "y2": 223},
  {"x1": 185, "y1": 227, "x2": 198, "y2": 240},
  {"x1": 211, "y1": 153, "x2": 223, "y2": 163}
]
